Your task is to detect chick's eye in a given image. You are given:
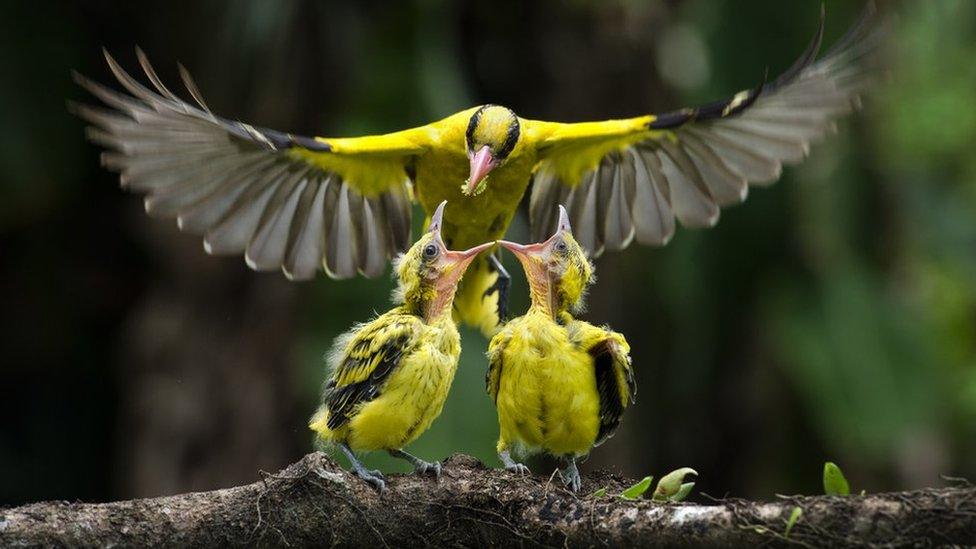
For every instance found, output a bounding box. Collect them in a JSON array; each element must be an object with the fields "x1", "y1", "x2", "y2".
[
  {"x1": 554, "y1": 240, "x2": 568, "y2": 253},
  {"x1": 423, "y1": 244, "x2": 439, "y2": 259}
]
